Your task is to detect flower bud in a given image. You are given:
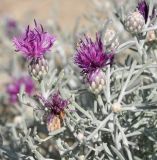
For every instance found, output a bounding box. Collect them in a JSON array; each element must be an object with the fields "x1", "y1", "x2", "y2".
[
  {"x1": 112, "y1": 102, "x2": 122, "y2": 113},
  {"x1": 28, "y1": 57, "x2": 49, "y2": 81},
  {"x1": 125, "y1": 11, "x2": 145, "y2": 34},
  {"x1": 103, "y1": 29, "x2": 119, "y2": 51}
]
